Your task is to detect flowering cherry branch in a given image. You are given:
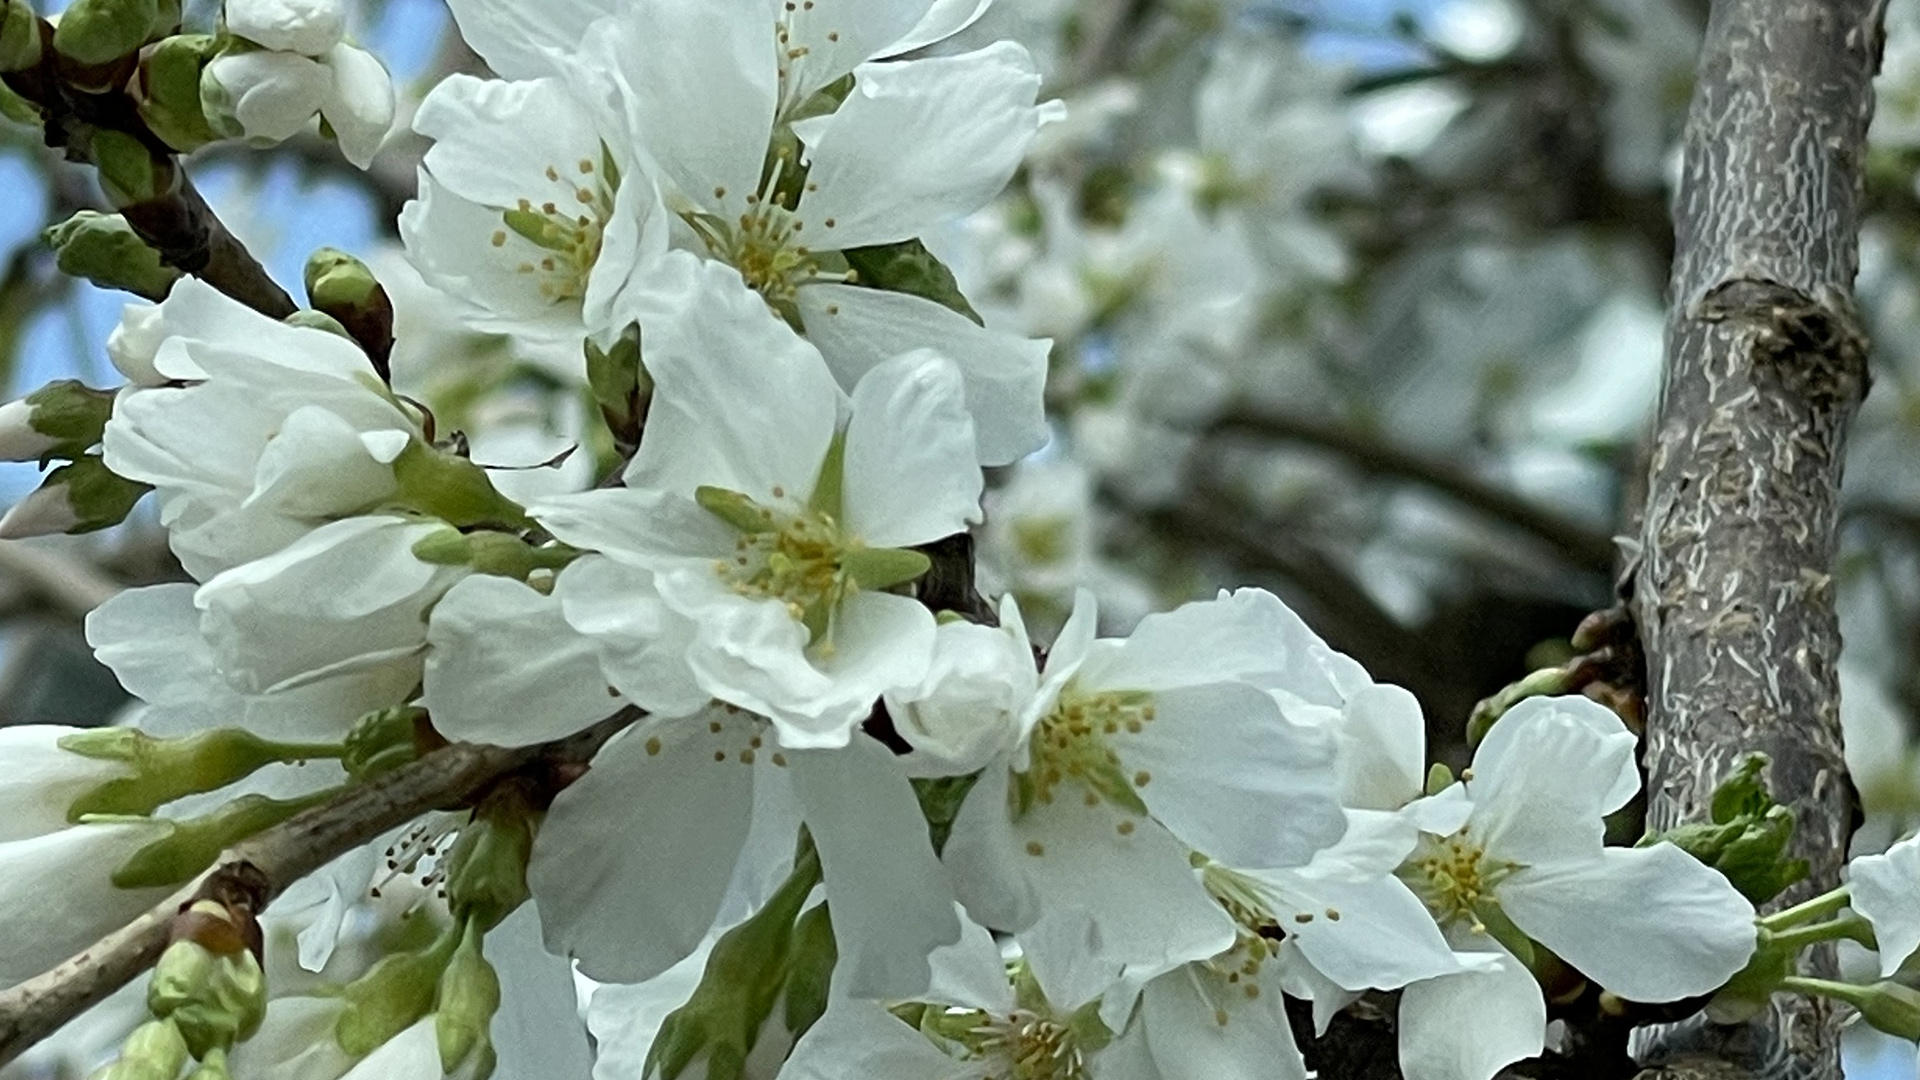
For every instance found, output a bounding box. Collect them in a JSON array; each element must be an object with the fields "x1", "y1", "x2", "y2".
[{"x1": 0, "y1": 708, "x2": 640, "y2": 1066}]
